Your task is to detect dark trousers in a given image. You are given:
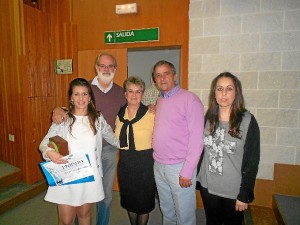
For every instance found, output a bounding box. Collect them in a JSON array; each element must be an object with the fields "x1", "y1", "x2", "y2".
[{"x1": 199, "y1": 185, "x2": 244, "y2": 225}]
